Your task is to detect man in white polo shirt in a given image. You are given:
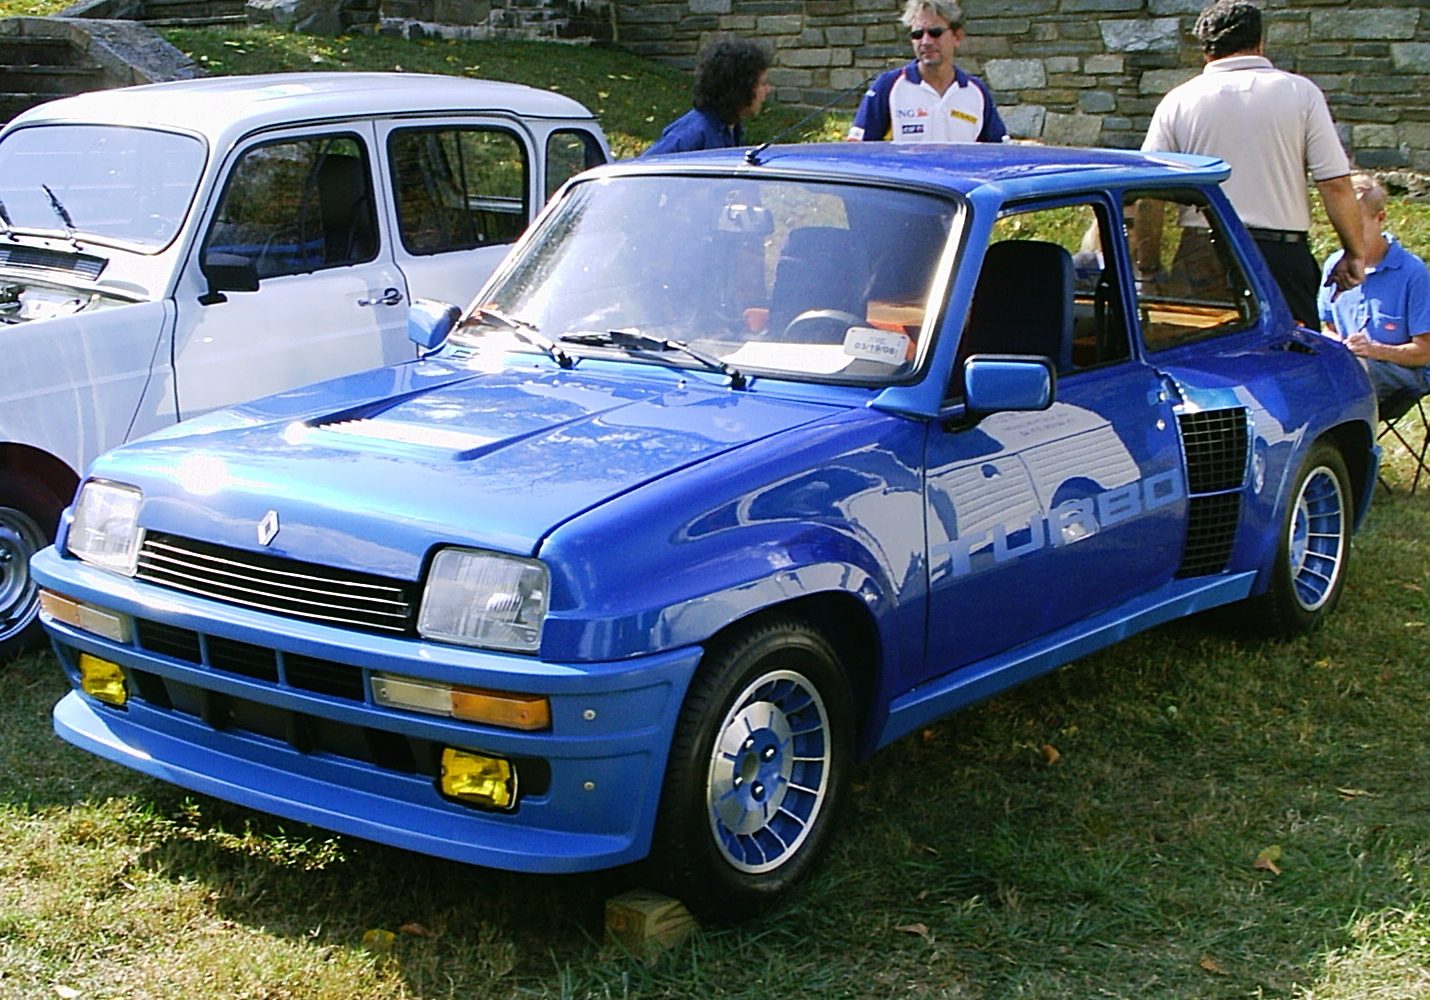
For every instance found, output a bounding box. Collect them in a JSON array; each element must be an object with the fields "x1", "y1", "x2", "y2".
[
  {"x1": 847, "y1": 0, "x2": 1007, "y2": 144},
  {"x1": 1140, "y1": 0, "x2": 1364, "y2": 326}
]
